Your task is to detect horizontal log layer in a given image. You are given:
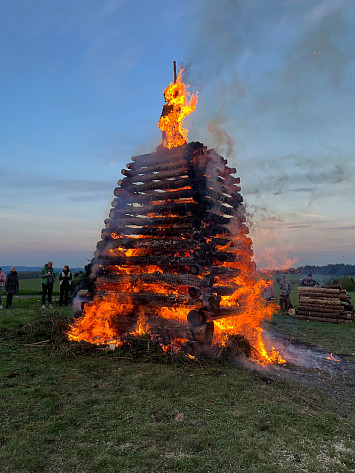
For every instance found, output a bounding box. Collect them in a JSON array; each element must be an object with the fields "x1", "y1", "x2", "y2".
[
  {"x1": 215, "y1": 174, "x2": 241, "y2": 189},
  {"x1": 103, "y1": 223, "x2": 232, "y2": 238},
  {"x1": 217, "y1": 166, "x2": 238, "y2": 179},
  {"x1": 195, "y1": 148, "x2": 228, "y2": 169},
  {"x1": 110, "y1": 201, "x2": 199, "y2": 215},
  {"x1": 107, "y1": 212, "x2": 233, "y2": 228},
  {"x1": 297, "y1": 287, "x2": 346, "y2": 294},
  {"x1": 112, "y1": 188, "x2": 245, "y2": 215},
  {"x1": 116, "y1": 178, "x2": 242, "y2": 205},
  {"x1": 110, "y1": 205, "x2": 239, "y2": 223},
  {"x1": 297, "y1": 291, "x2": 349, "y2": 301},
  {"x1": 292, "y1": 314, "x2": 352, "y2": 324},
  {"x1": 147, "y1": 318, "x2": 189, "y2": 340},
  {"x1": 113, "y1": 185, "x2": 195, "y2": 201},
  {"x1": 100, "y1": 252, "x2": 239, "y2": 267},
  {"x1": 124, "y1": 158, "x2": 189, "y2": 175},
  {"x1": 123, "y1": 159, "x2": 238, "y2": 192},
  {"x1": 100, "y1": 226, "x2": 232, "y2": 240},
  {"x1": 210, "y1": 306, "x2": 245, "y2": 320},
  {"x1": 297, "y1": 310, "x2": 353, "y2": 319},
  {"x1": 97, "y1": 278, "x2": 236, "y2": 297},
  {"x1": 97, "y1": 272, "x2": 210, "y2": 288},
  {"x1": 95, "y1": 290, "x2": 194, "y2": 306},
  {"x1": 298, "y1": 300, "x2": 353, "y2": 311},
  {"x1": 196, "y1": 187, "x2": 243, "y2": 206},
  {"x1": 97, "y1": 235, "x2": 233, "y2": 251},
  {"x1": 131, "y1": 142, "x2": 205, "y2": 166},
  {"x1": 121, "y1": 165, "x2": 189, "y2": 182},
  {"x1": 111, "y1": 198, "x2": 239, "y2": 218},
  {"x1": 297, "y1": 304, "x2": 348, "y2": 314},
  {"x1": 119, "y1": 177, "x2": 191, "y2": 193},
  {"x1": 299, "y1": 296, "x2": 348, "y2": 305}
]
